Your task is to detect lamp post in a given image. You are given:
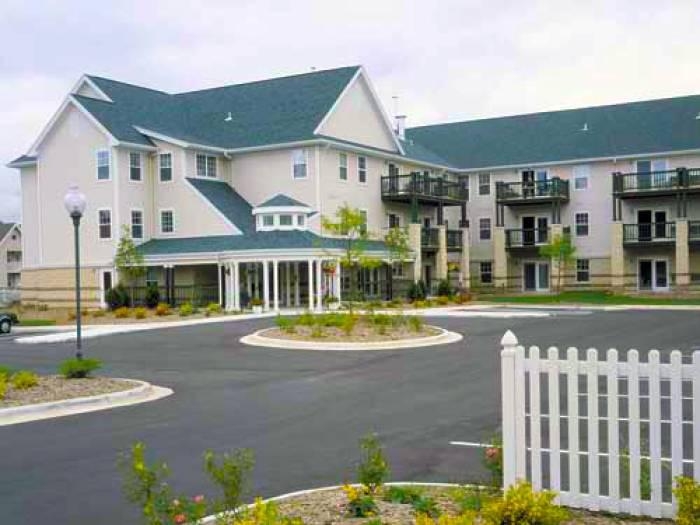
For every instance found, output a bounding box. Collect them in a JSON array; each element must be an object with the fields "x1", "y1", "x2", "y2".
[{"x1": 64, "y1": 185, "x2": 87, "y2": 359}]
